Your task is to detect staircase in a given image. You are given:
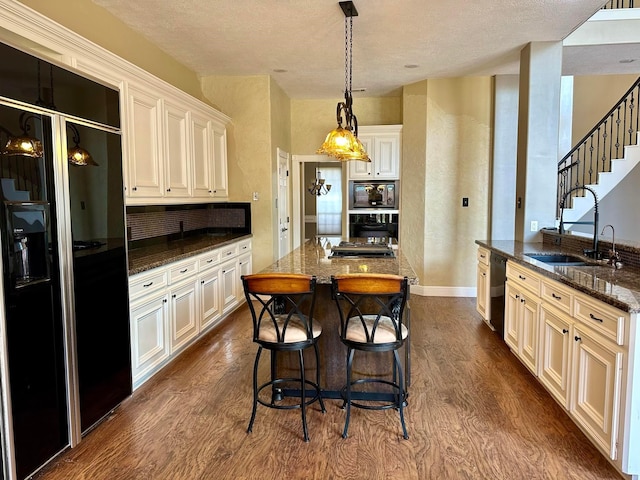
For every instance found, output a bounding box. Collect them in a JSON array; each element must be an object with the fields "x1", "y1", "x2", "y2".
[{"x1": 557, "y1": 76, "x2": 640, "y2": 225}]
